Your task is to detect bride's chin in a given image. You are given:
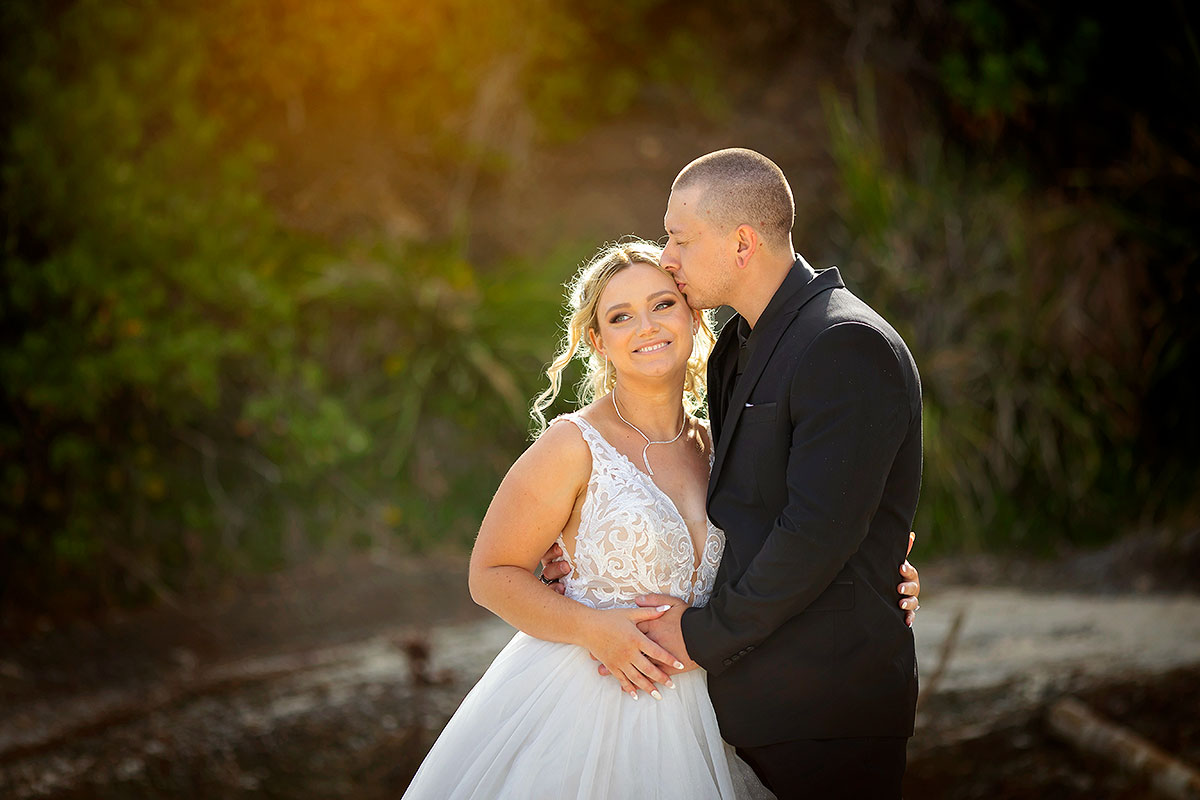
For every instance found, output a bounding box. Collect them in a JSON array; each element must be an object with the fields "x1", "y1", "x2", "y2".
[{"x1": 615, "y1": 362, "x2": 689, "y2": 385}]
